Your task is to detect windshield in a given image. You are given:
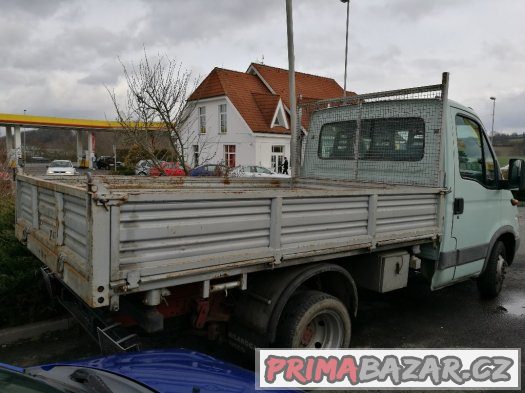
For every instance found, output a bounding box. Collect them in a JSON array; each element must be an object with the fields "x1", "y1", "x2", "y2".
[
  {"x1": 256, "y1": 167, "x2": 272, "y2": 174},
  {"x1": 50, "y1": 161, "x2": 72, "y2": 168},
  {"x1": 0, "y1": 368, "x2": 64, "y2": 393}
]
